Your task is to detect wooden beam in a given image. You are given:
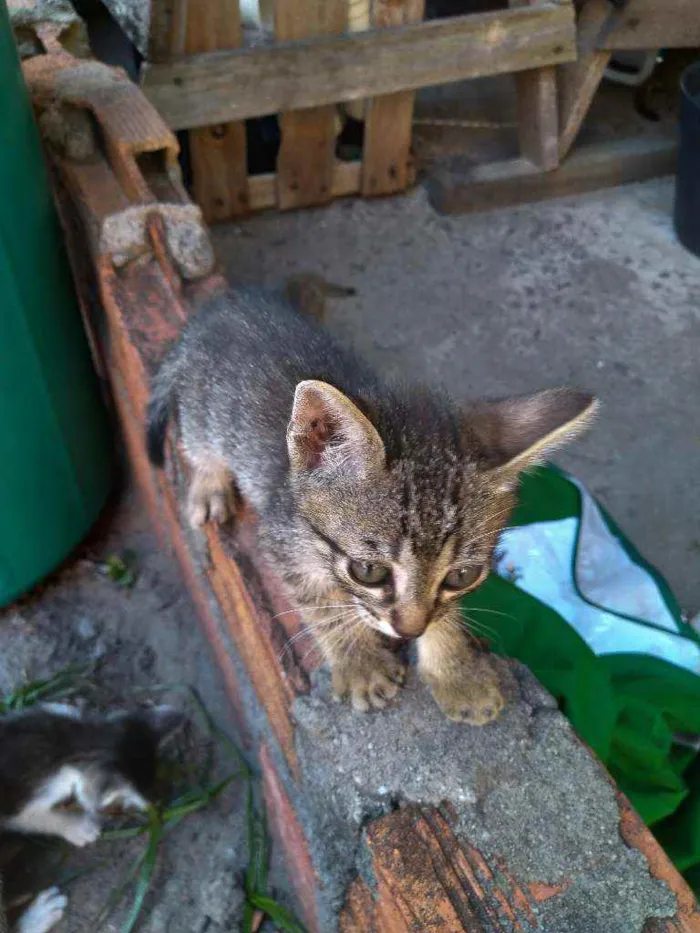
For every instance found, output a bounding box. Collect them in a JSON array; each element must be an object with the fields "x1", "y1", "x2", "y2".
[
  {"x1": 248, "y1": 161, "x2": 361, "y2": 212},
  {"x1": 142, "y1": 5, "x2": 577, "y2": 131},
  {"x1": 427, "y1": 135, "x2": 677, "y2": 215},
  {"x1": 557, "y1": 0, "x2": 613, "y2": 161},
  {"x1": 515, "y1": 65, "x2": 559, "y2": 169},
  {"x1": 599, "y1": 0, "x2": 700, "y2": 50},
  {"x1": 510, "y1": 0, "x2": 564, "y2": 171},
  {"x1": 183, "y1": 0, "x2": 250, "y2": 222},
  {"x1": 361, "y1": 0, "x2": 426, "y2": 198},
  {"x1": 274, "y1": 0, "x2": 347, "y2": 211},
  {"x1": 146, "y1": 0, "x2": 182, "y2": 61}
]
